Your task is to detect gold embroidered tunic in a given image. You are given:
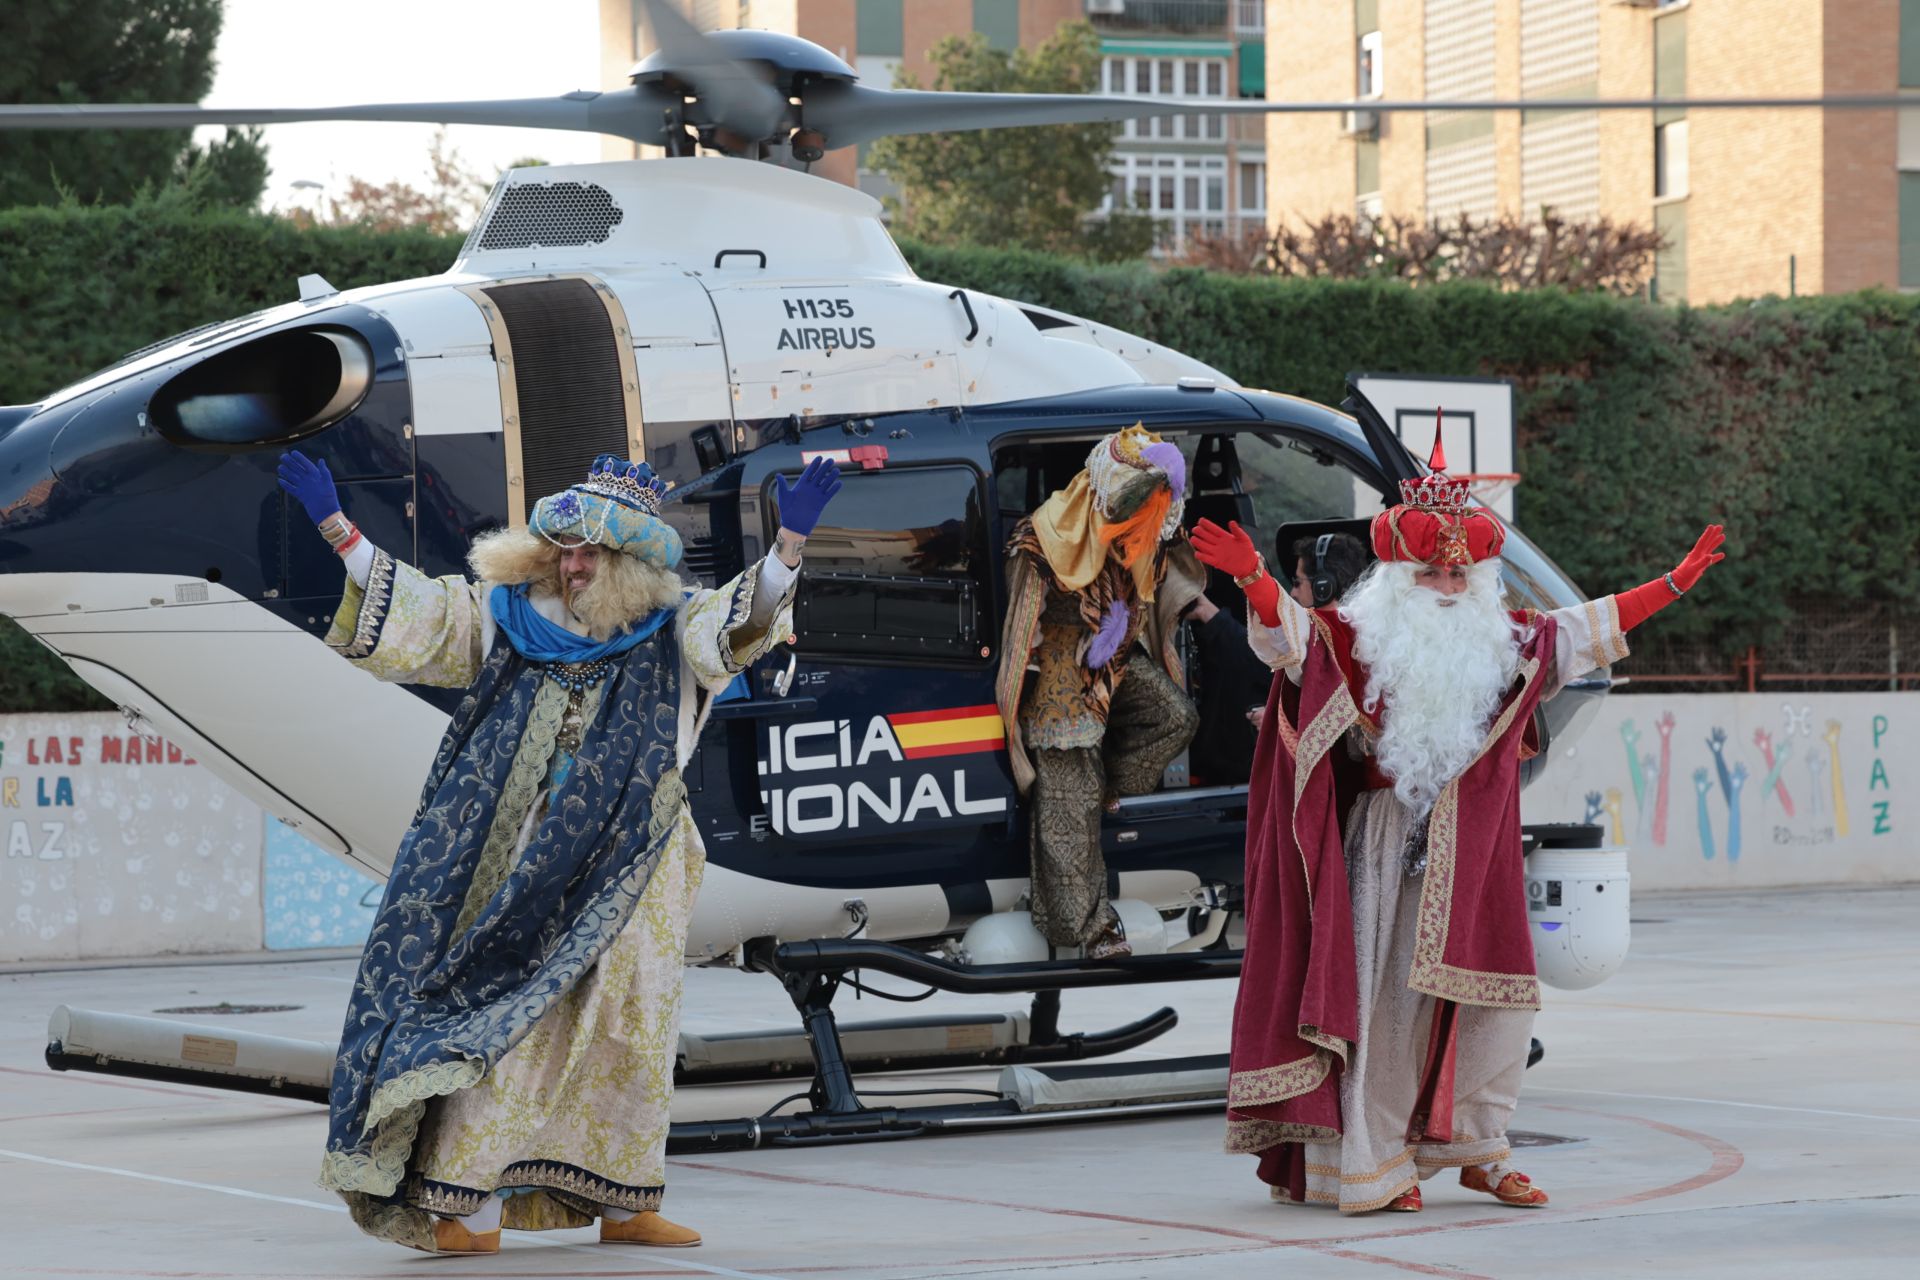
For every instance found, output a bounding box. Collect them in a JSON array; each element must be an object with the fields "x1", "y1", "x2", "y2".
[{"x1": 316, "y1": 554, "x2": 794, "y2": 1246}]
